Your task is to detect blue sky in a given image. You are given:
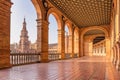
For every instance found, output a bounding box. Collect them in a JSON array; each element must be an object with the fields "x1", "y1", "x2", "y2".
[{"x1": 11, "y1": 0, "x2": 68, "y2": 44}]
